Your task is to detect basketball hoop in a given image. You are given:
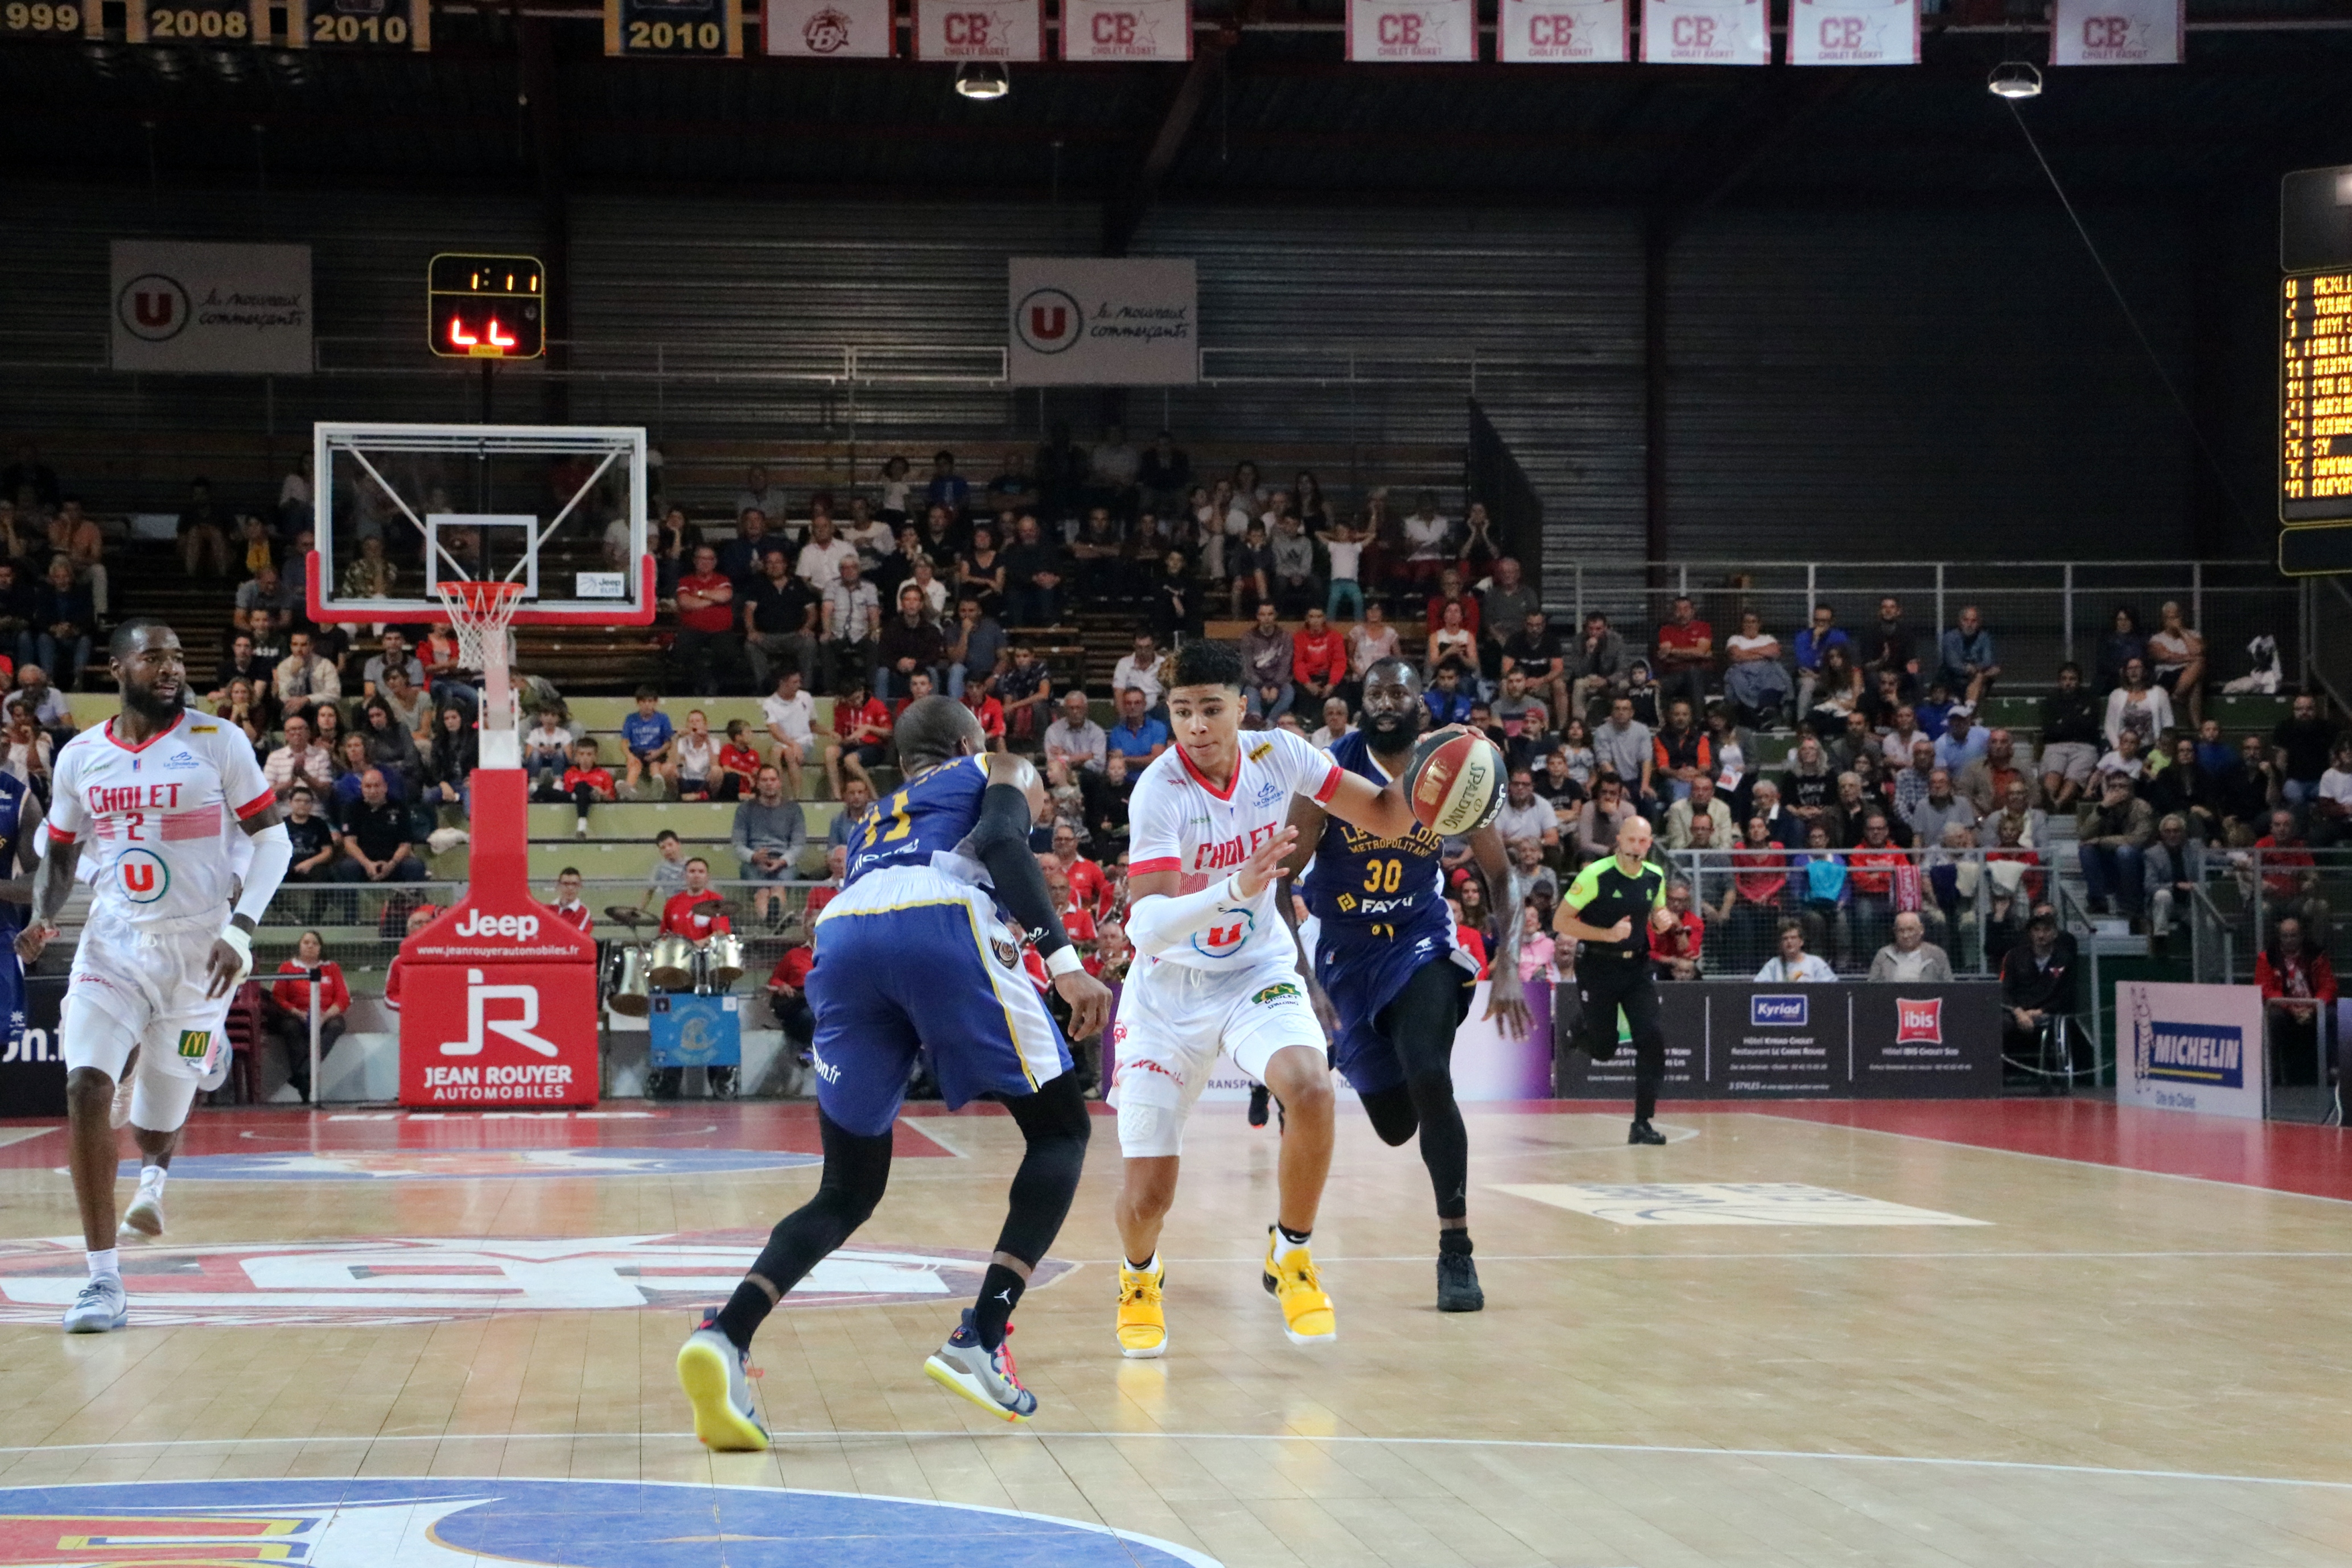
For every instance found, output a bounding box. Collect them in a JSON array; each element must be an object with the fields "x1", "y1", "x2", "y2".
[
  {"x1": 434, "y1": 577, "x2": 526, "y2": 676},
  {"x1": 435, "y1": 577, "x2": 527, "y2": 770}
]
